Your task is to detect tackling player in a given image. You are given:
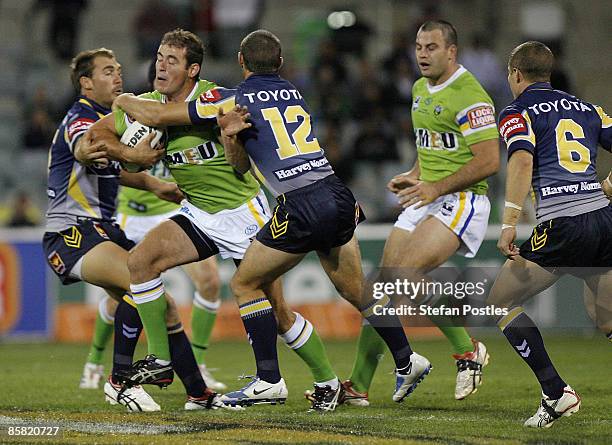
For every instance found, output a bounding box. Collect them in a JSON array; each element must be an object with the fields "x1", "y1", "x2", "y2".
[
  {"x1": 489, "y1": 41, "x2": 611, "y2": 428},
  {"x1": 43, "y1": 48, "x2": 179, "y2": 411},
  {"x1": 95, "y1": 29, "x2": 344, "y2": 411}
]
